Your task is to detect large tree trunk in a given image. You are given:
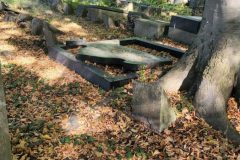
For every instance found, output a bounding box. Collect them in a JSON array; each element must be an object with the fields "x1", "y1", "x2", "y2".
[
  {"x1": 160, "y1": 0, "x2": 240, "y2": 144},
  {"x1": 190, "y1": 0, "x2": 205, "y2": 16},
  {"x1": 192, "y1": 0, "x2": 240, "y2": 143}
]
